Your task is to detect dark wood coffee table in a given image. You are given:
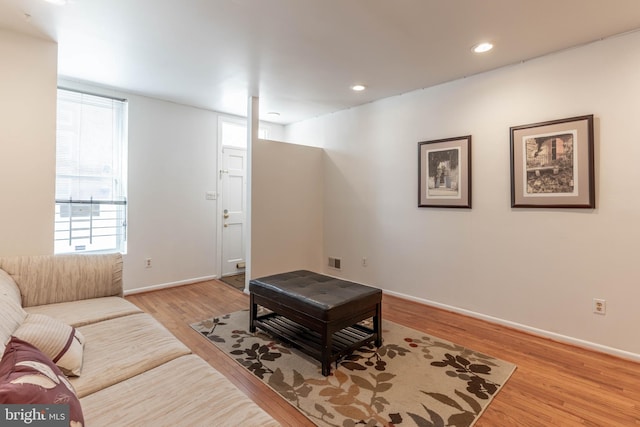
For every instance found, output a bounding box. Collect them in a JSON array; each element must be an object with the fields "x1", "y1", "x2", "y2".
[{"x1": 249, "y1": 270, "x2": 382, "y2": 376}]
